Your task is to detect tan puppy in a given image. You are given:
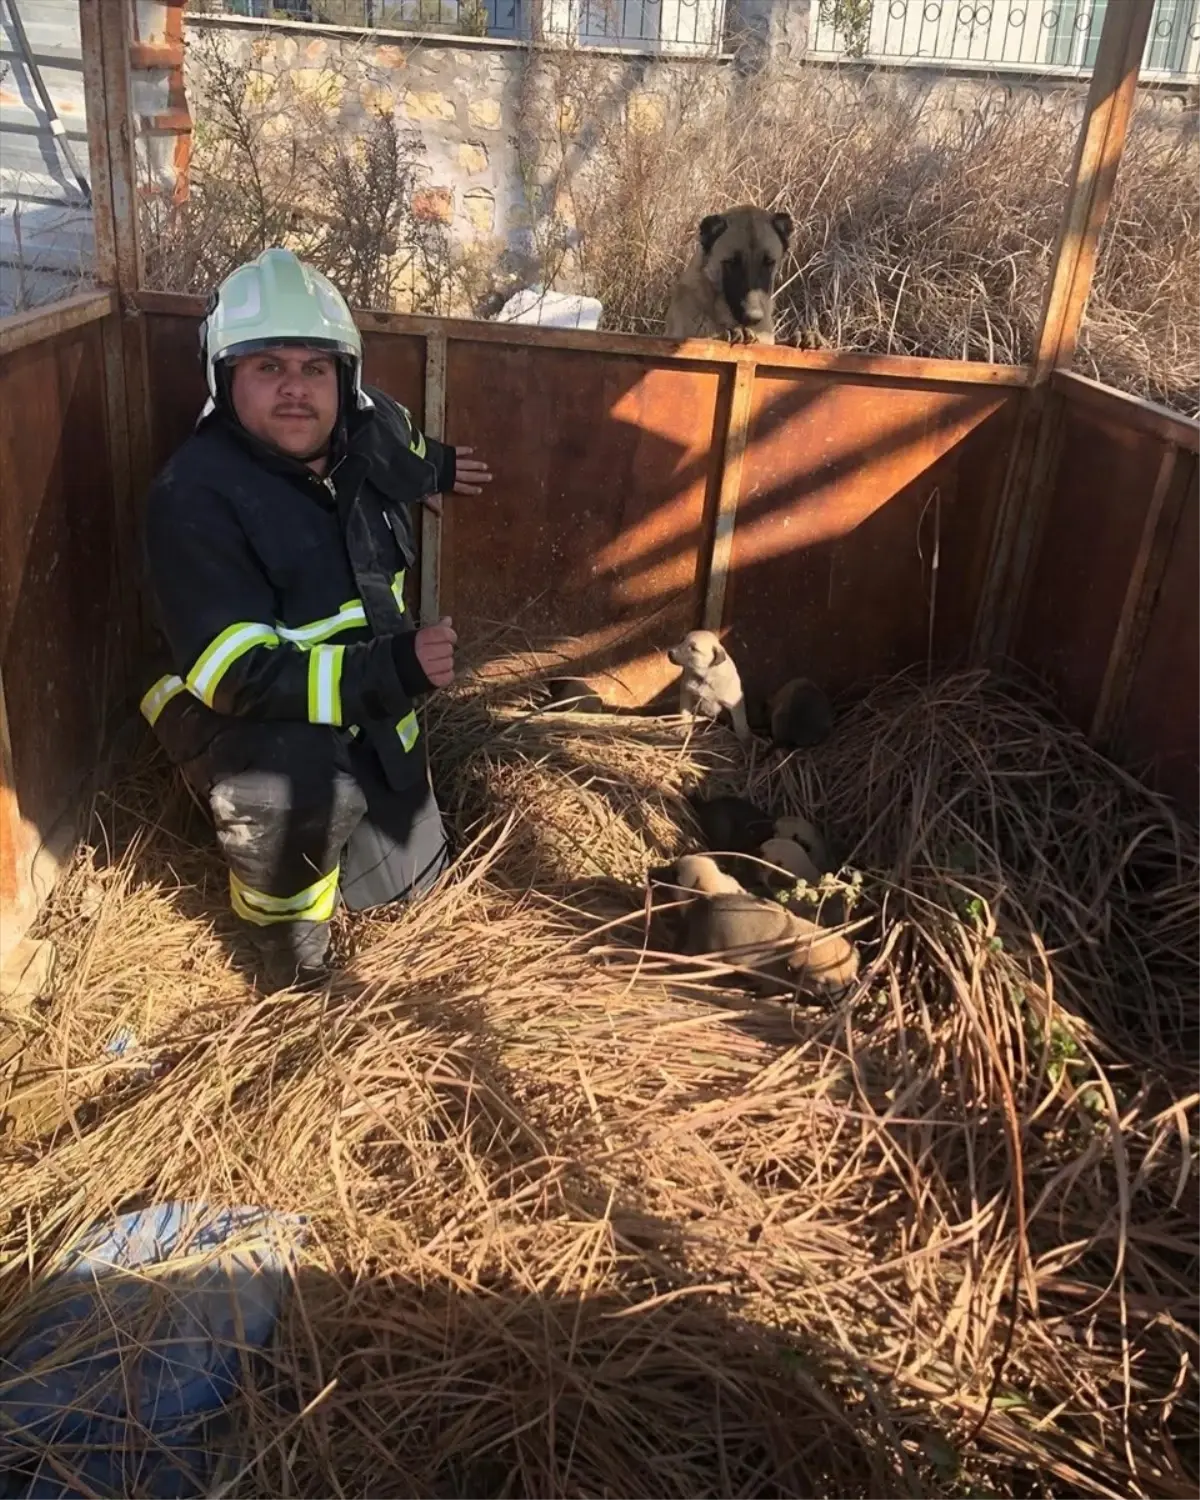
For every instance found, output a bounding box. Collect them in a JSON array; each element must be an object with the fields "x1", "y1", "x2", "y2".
[
  {"x1": 666, "y1": 630, "x2": 751, "y2": 743},
  {"x1": 664, "y1": 855, "x2": 859, "y2": 998},
  {"x1": 784, "y1": 911, "x2": 860, "y2": 993},
  {"x1": 773, "y1": 814, "x2": 830, "y2": 873},
  {"x1": 666, "y1": 206, "x2": 793, "y2": 346},
  {"x1": 672, "y1": 853, "x2": 745, "y2": 895},
  {"x1": 759, "y1": 836, "x2": 822, "y2": 885}
]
